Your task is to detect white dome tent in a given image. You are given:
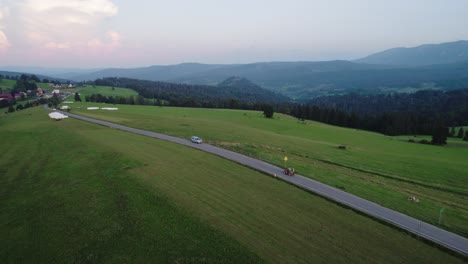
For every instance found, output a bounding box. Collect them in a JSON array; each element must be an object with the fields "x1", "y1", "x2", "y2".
[{"x1": 48, "y1": 112, "x2": 68, "y2": 120}]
